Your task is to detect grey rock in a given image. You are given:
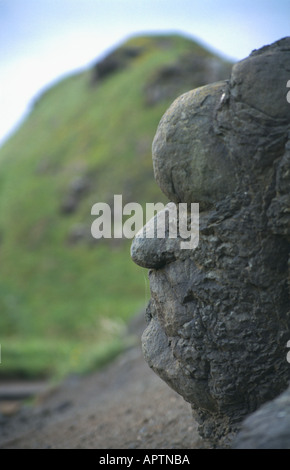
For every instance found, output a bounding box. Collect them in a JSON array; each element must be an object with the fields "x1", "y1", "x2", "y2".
[
  {"x1": 69, "y1": 176, "x2": 90, "y2": 196},
  {"x1": 60, "y1": 195, "x2": 79, "y2": 215},
  {"x1": 144, "y1": 53, "x2": 232, "y2": 106},
  {"x1": 92, "y1": 45, "x2": 144, "y2": 83},
  {"x1": 131, "y1": 37, "x2": 290, "y2": 447},
  {"x1": 130, "y1": 203, "x2": 185, "y2": 269},
  {"x1": 230, "y1": 38, "x2": 290, "y2": 120},
  {"x1": 60, "y1": 176, "x2": 90, "y2": 215},
  {"x1": 233, "y1": 385, "x2": 290, "y2": 449},
  {"x1": 152, "y1": 81, "x2": 237, "y2": 211},
  {"x1": 67, "y1": 223, "x2": 91, "y2": 245}
]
